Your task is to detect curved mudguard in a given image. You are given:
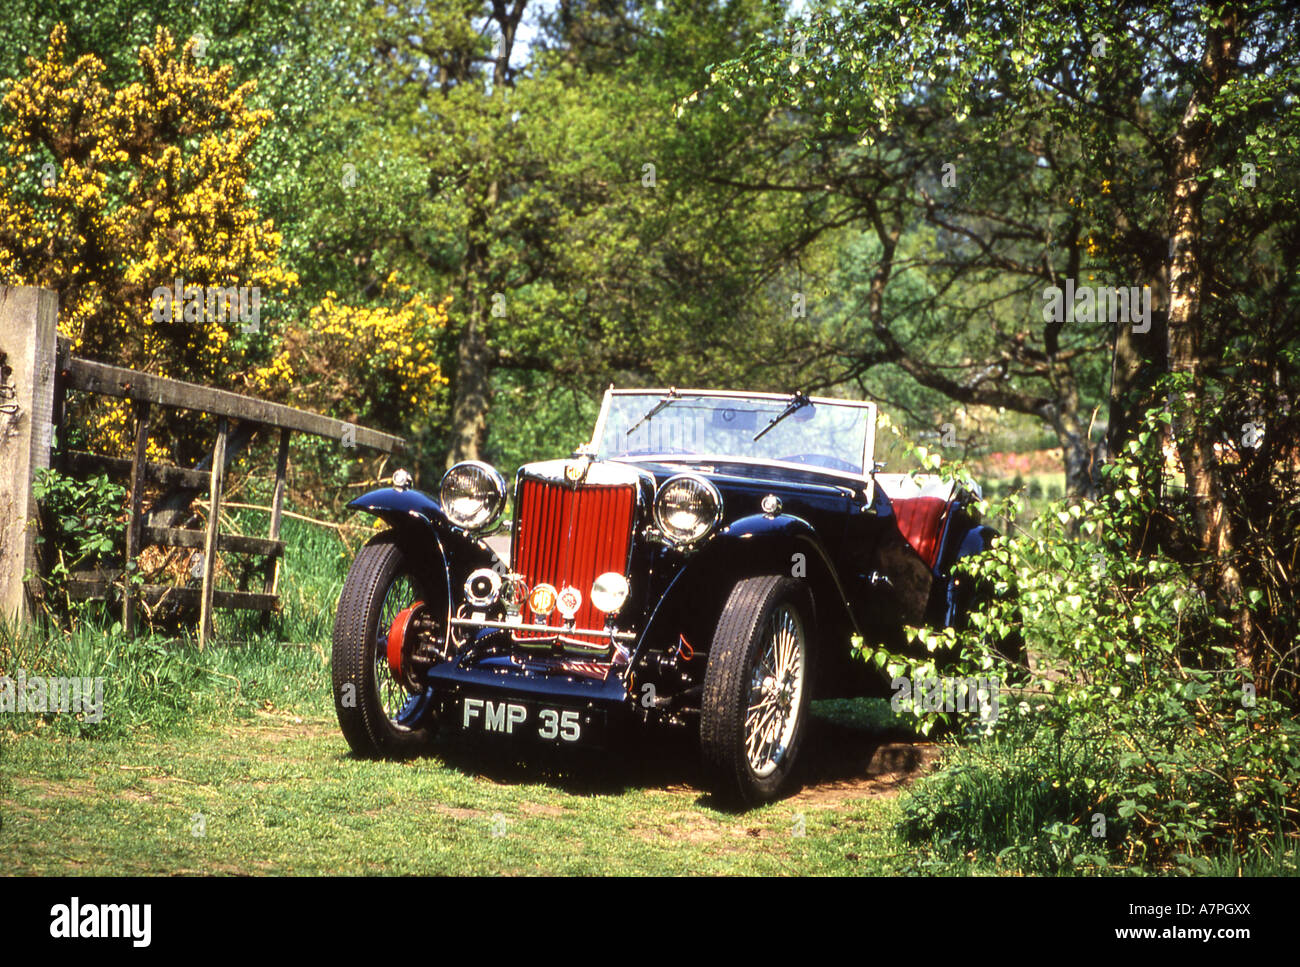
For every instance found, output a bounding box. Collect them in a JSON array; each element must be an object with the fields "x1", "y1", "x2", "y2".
[
  {"x1": 943, "y1": 524, "x2": 1000, "y2": 627},
  {"x1": 636, "y1": 512, "x2": 861, "y2": 657},
  {"x1": 346, "y1": 487, "x2": 505, "y2": 598}
]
